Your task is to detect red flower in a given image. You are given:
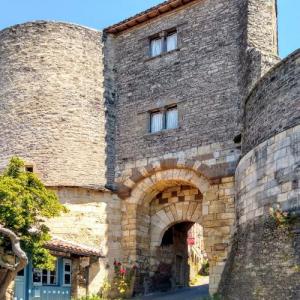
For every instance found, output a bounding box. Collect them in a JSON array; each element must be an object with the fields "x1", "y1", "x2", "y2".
[{"x1": 120, "y1": 268, "x2": 126, "y2": 275}]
